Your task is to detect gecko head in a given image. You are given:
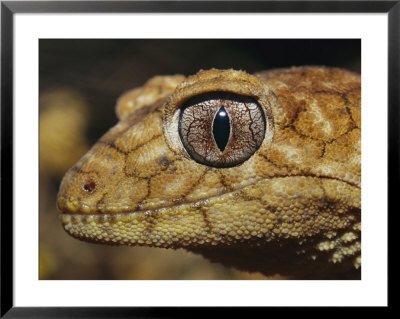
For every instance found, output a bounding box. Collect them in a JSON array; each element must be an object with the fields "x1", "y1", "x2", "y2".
[
  {"x1": 57, "y1": 68, "x2": 361, "y2": 258},
  {"x1": 56, "y1": 69, "x2": 279, "y2": 247}
]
